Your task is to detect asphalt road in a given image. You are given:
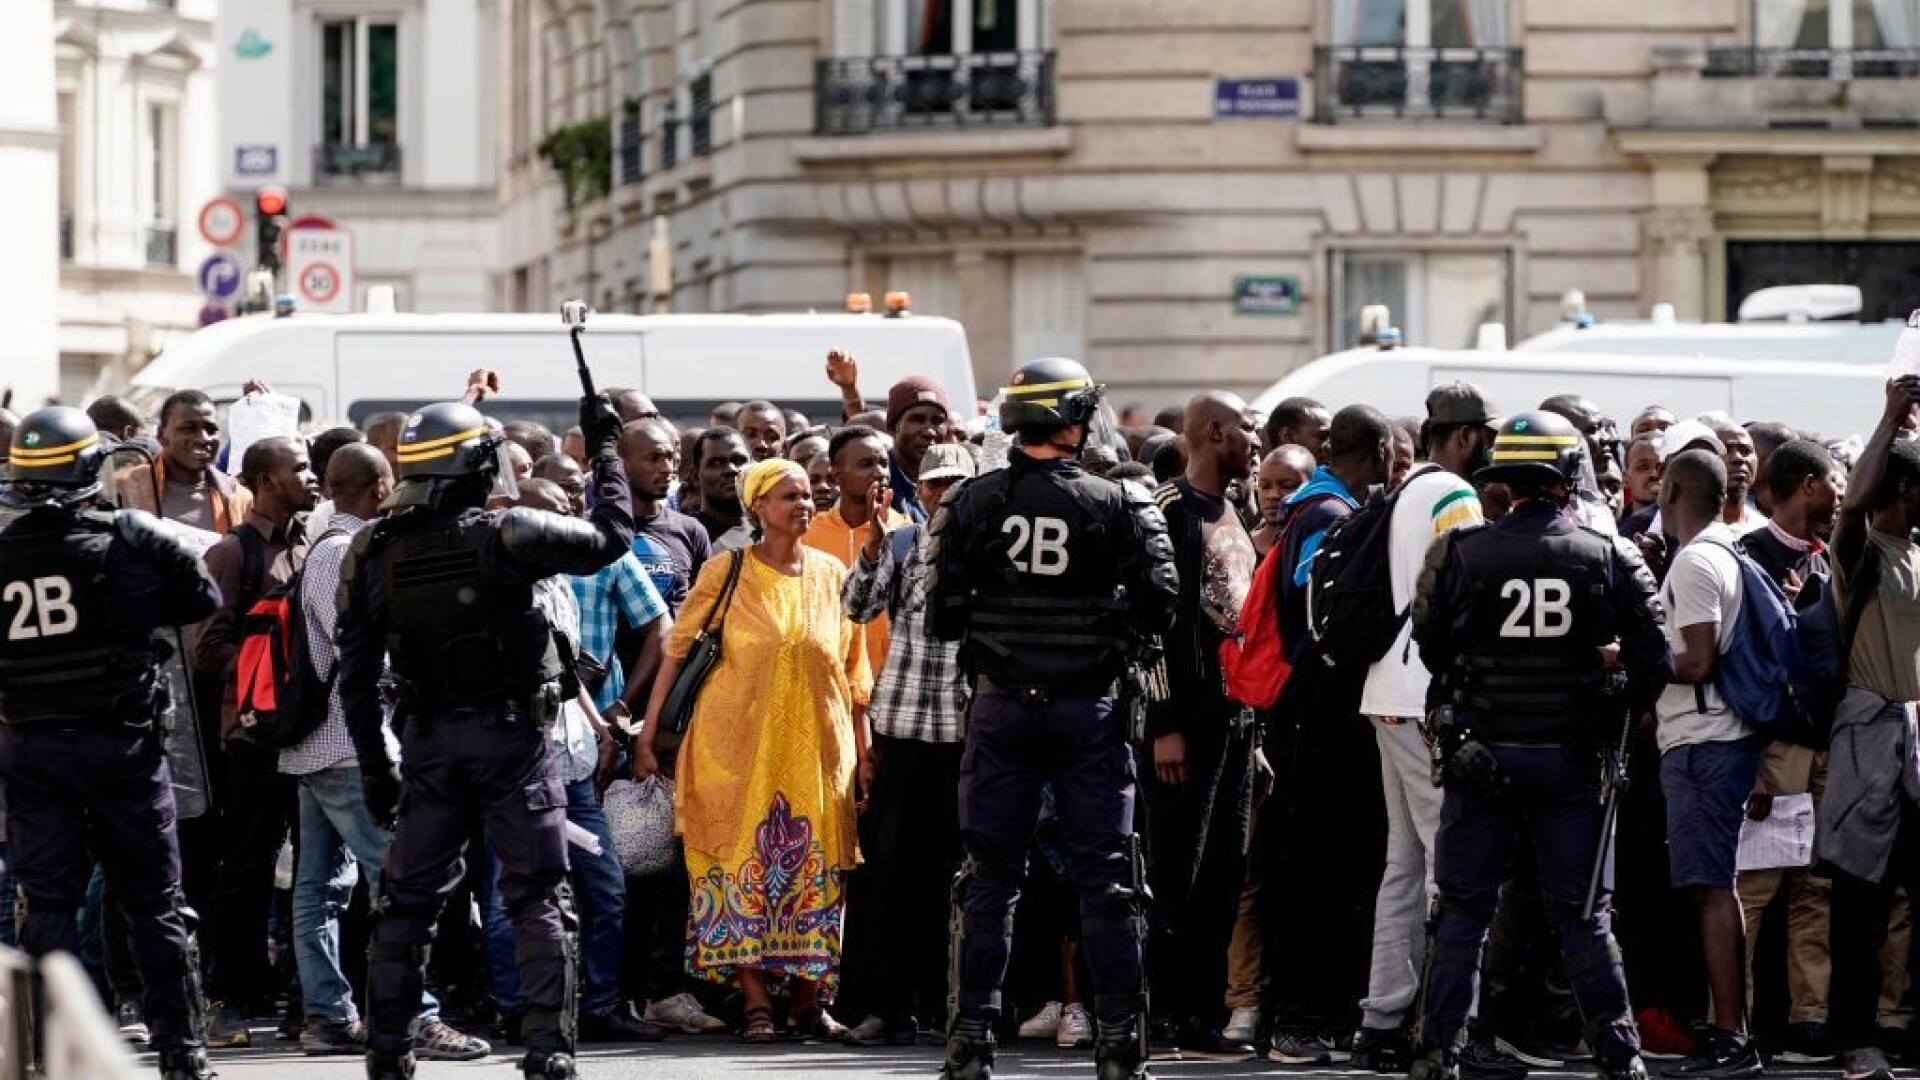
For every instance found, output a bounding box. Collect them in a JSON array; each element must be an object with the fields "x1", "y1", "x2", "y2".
[{"x1": 172, "y1": 1030, "x2": 1869, "y2": 1080}]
